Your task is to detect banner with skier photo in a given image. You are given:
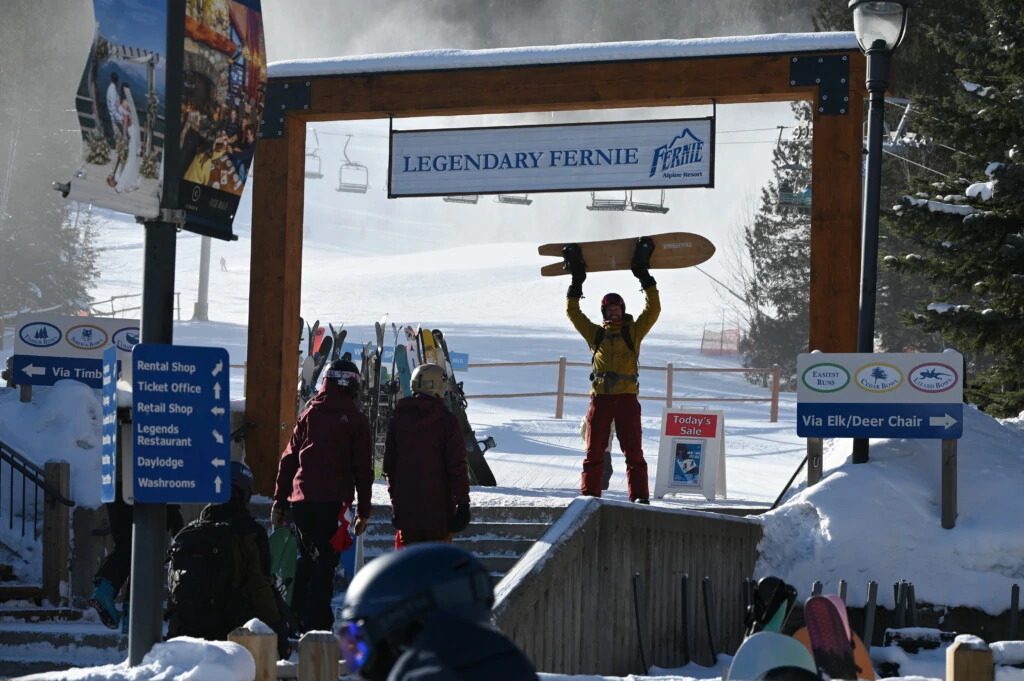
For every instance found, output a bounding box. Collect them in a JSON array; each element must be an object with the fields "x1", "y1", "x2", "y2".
[
  {"x1": 672, "y1": 441, "x2": 703, "y2": 487},
  {"x1": 178, "y1": 0, "x2": 267, "y2": 239},
  {"x1": 67, "y1": 0, "x2": 170, "y2": 219}
]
